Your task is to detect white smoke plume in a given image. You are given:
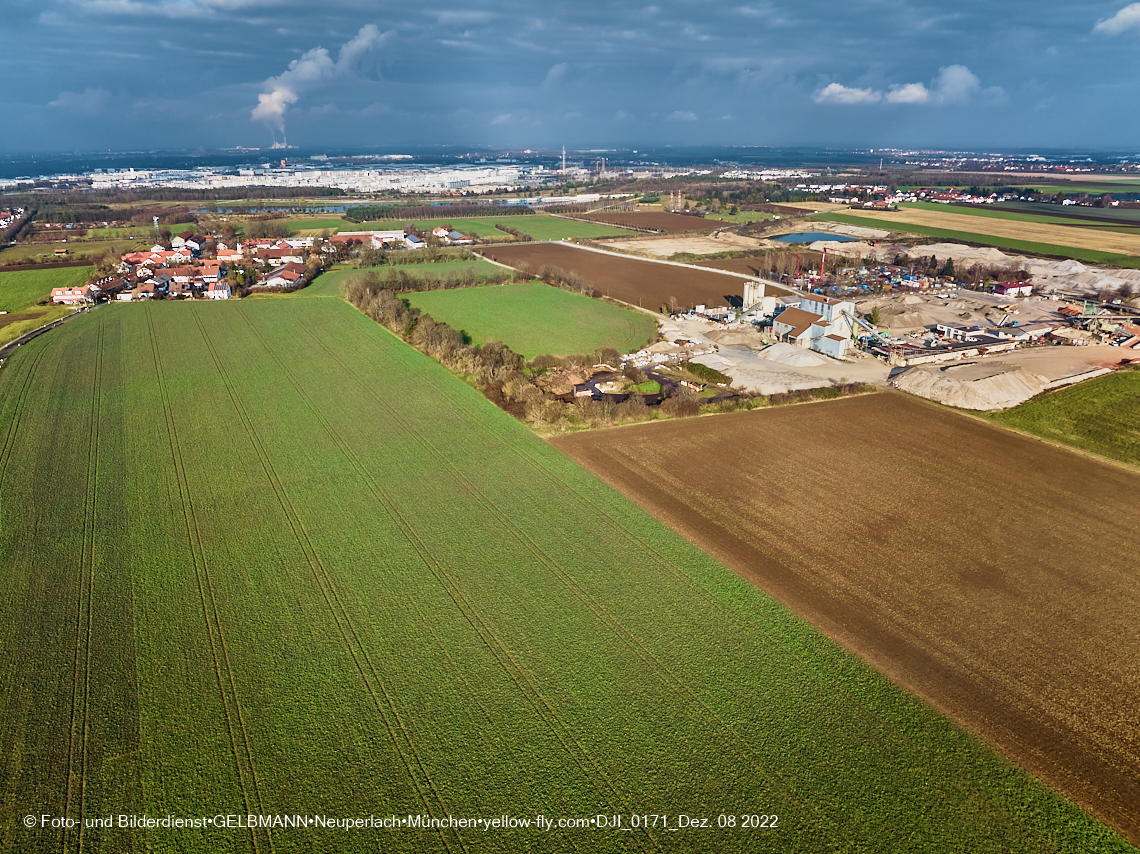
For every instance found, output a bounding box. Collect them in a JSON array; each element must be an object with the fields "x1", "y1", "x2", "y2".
[{"x1": 251, "y1": 24, "x2": 388, "y2": 142}]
